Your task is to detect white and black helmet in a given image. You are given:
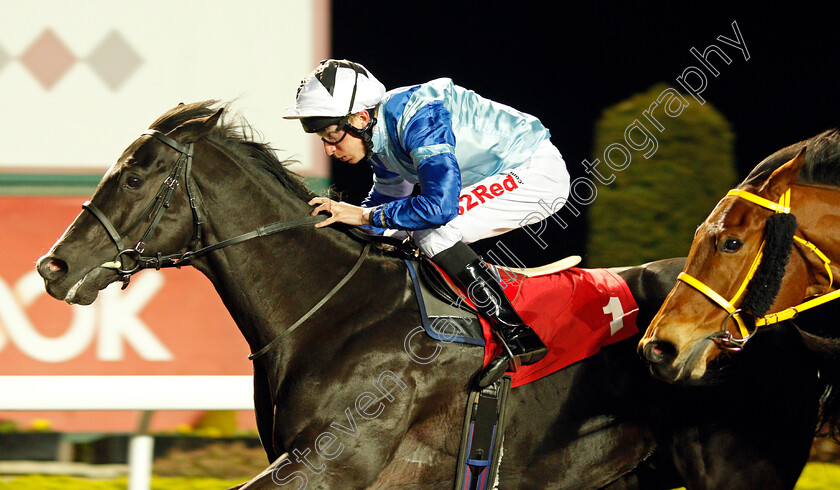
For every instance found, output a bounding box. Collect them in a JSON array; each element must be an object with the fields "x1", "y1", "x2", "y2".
[{"x1": 284, "y1": 59, "x2": 386, "y2": 134}]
